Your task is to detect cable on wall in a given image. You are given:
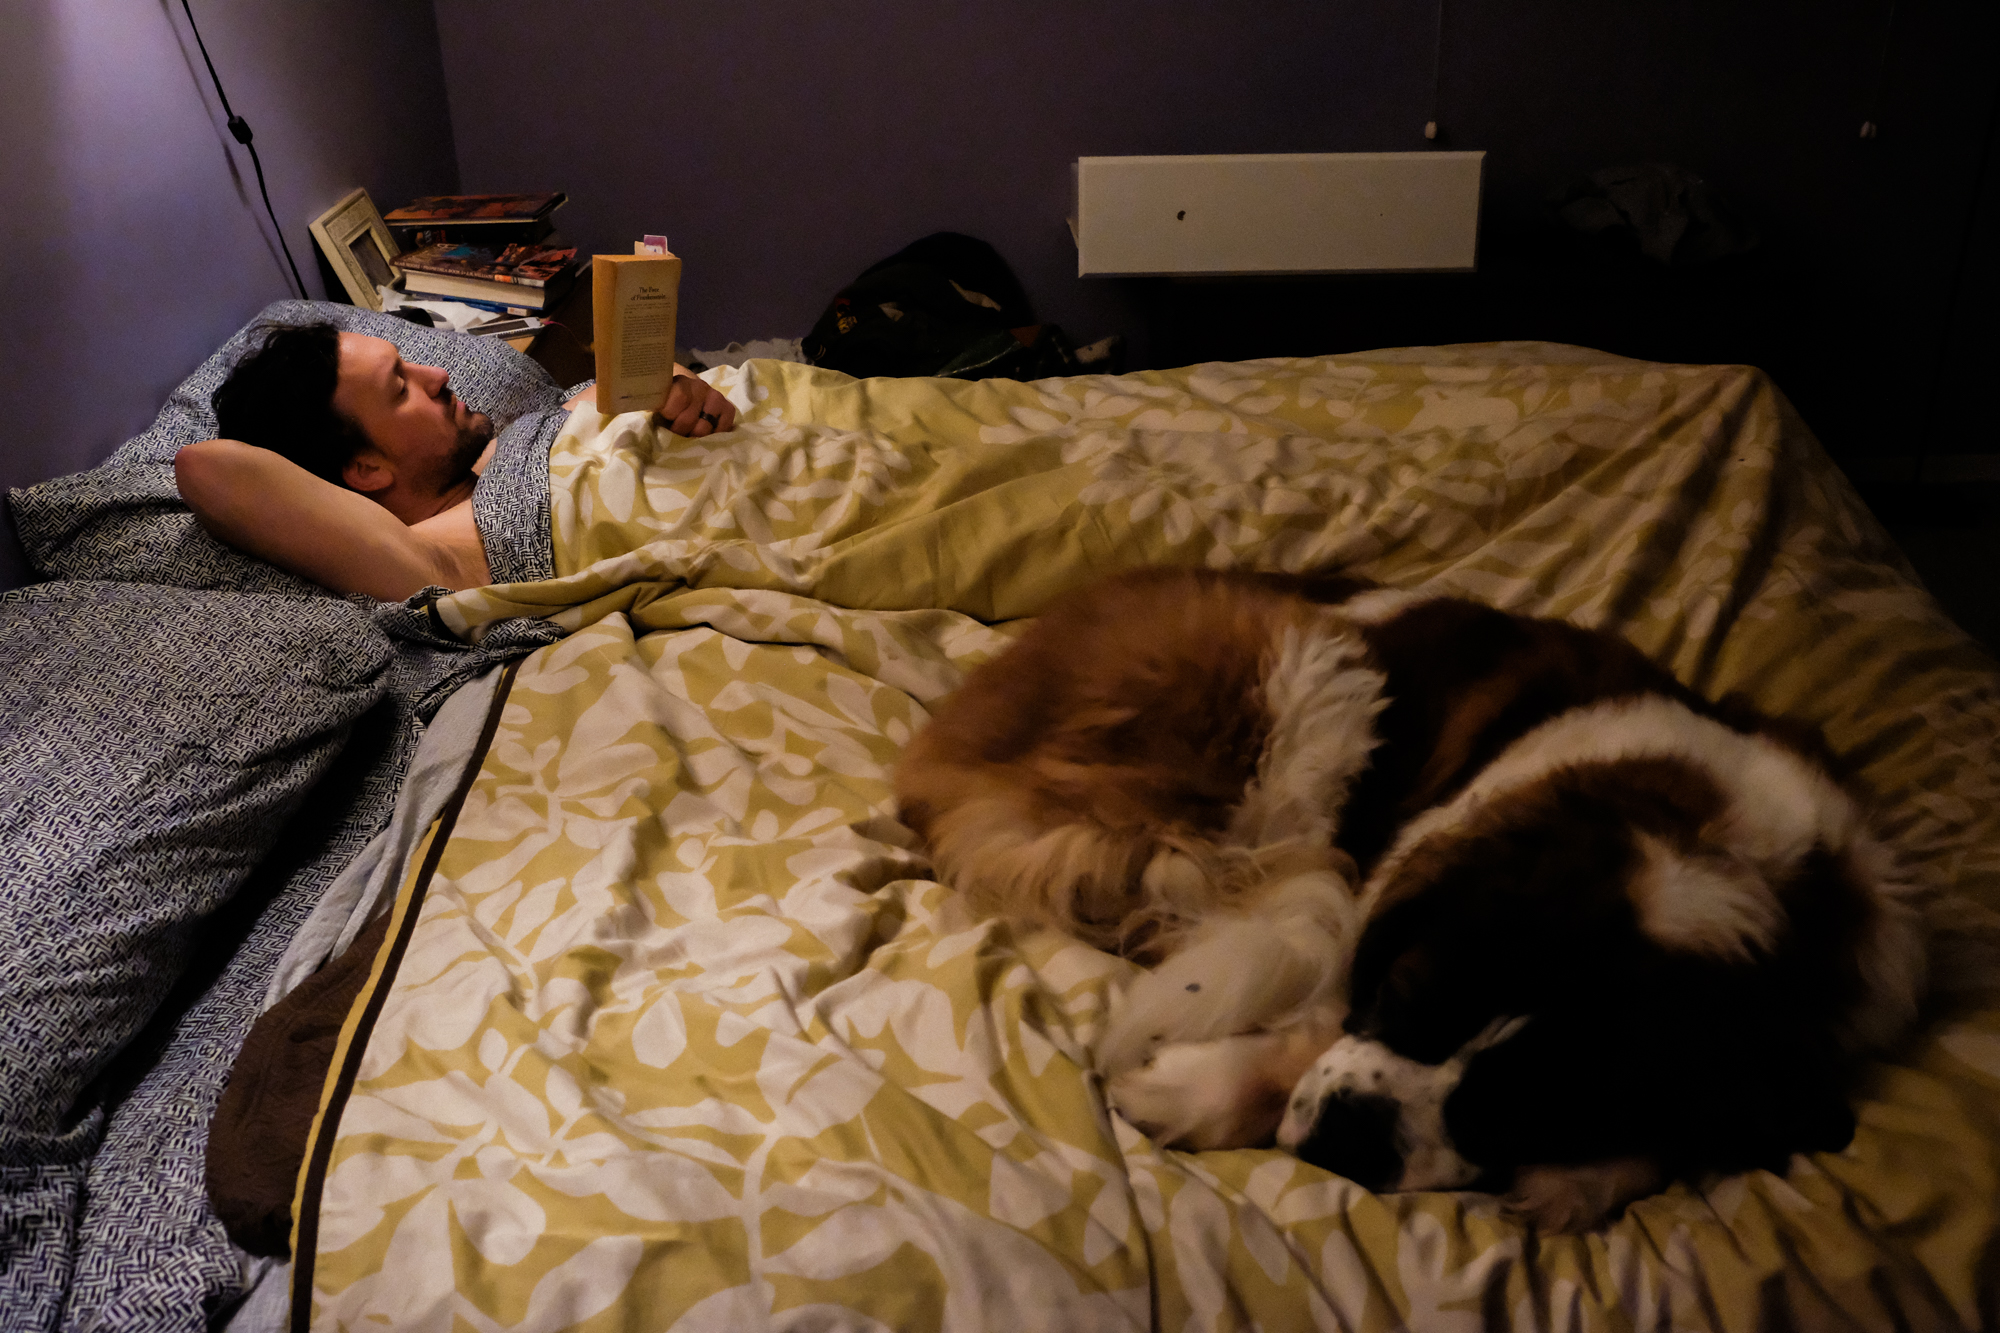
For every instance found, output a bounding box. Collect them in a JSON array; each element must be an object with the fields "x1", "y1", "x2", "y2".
[
  {"x1": 1424, "y1": 0, "x2": 1446, "y2": 141},
  {"x1": 179, "y1": 0, "x2": 309, "y2": 299},
  {"x1": 1860, "y1": 0, "x2": 1898, "y2": 138}
]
